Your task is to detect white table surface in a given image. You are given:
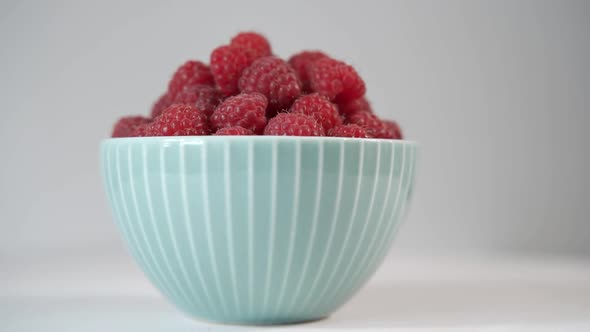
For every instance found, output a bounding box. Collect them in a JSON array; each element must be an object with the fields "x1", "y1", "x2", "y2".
[{"x1": 2, "y1": 254, "x2": 590, "y2": 331}]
